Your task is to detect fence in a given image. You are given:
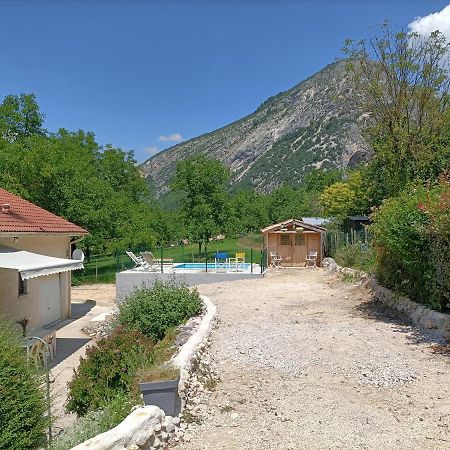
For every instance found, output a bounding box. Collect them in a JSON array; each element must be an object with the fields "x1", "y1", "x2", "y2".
[
  {"x1": 324, "y1": 228, "x2": 372, "y2": 257},
  {"x1": 72, "y1": 242, "x2": 266, "y2": 284}
]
